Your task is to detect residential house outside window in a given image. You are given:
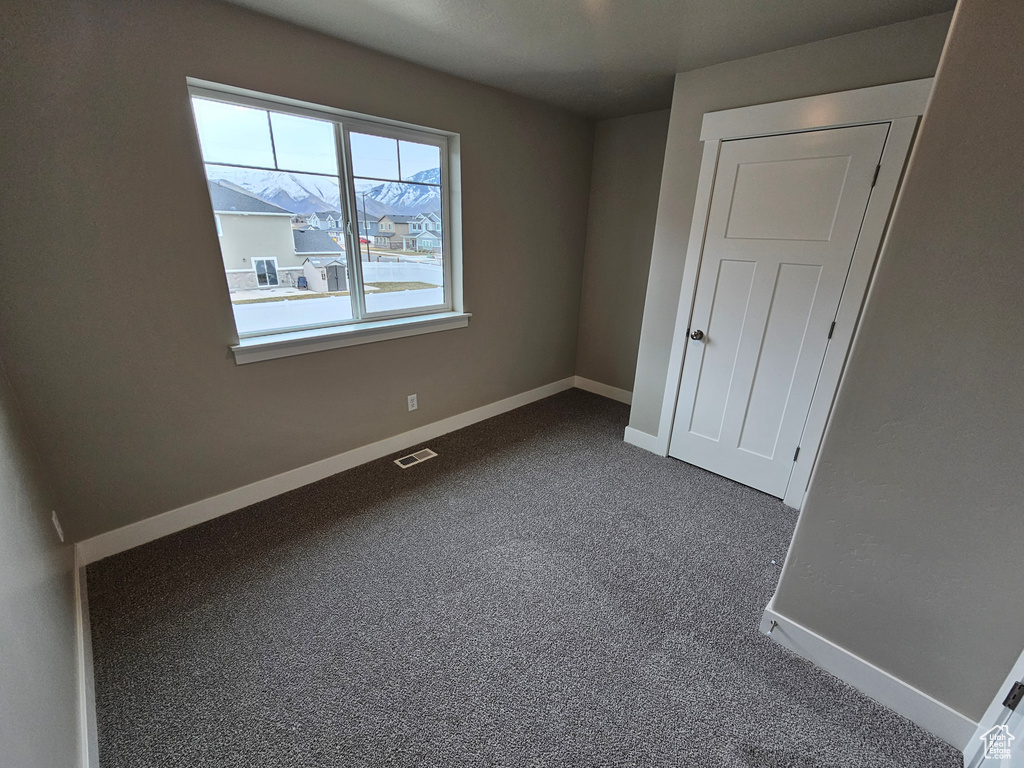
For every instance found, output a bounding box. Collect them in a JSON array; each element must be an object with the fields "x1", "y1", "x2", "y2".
[{"x1": 188, "y1": 80, "x2": 460, "y2": 355}]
